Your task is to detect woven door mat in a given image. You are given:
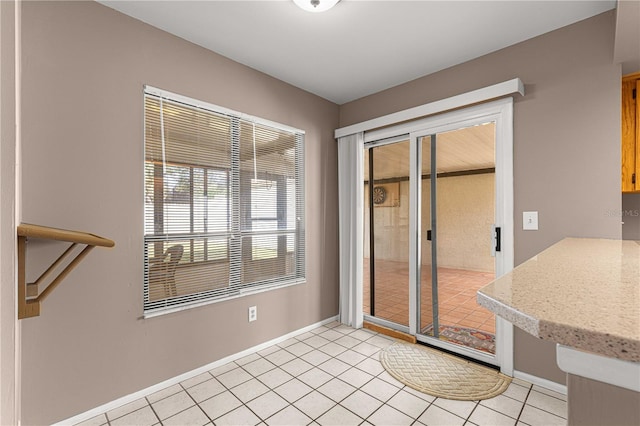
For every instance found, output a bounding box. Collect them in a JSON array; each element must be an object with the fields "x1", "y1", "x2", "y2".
[{"x1": 380, "y1": 342, "x2": 511, "y2": 400}]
